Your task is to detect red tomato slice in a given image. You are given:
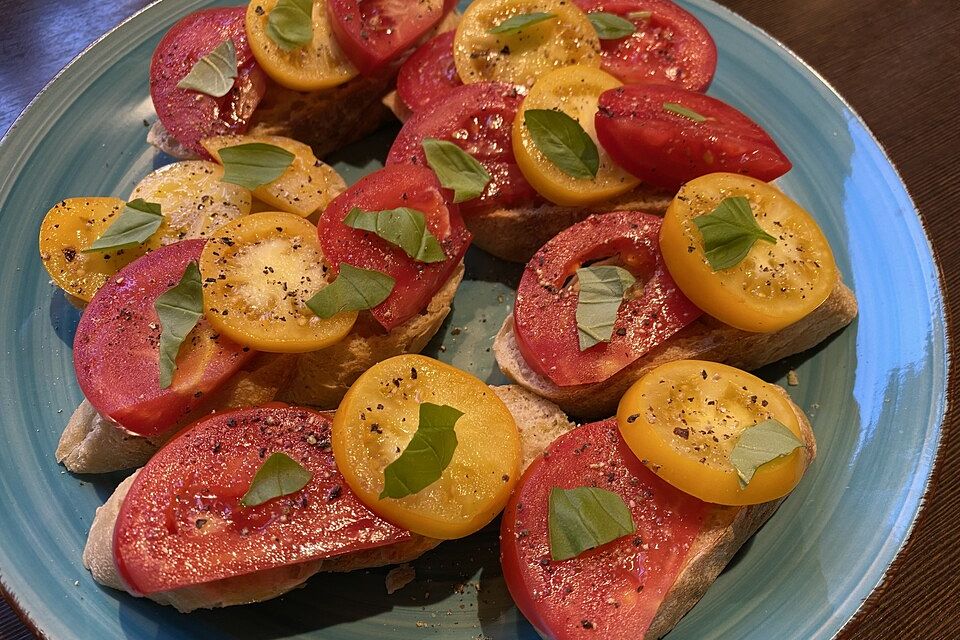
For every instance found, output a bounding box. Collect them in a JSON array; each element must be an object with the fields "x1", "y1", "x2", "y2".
[
  {"x1": 114, "y1": 405, "x2": 411, "y2": 594},
  {"x1": 317, "y1": 165, "x2": 471, "y2": 331},
  {"x1": 573, "y1": 0, "x2": 716, "y2": 91},
  {"x1": 513, "y1": 211, "x2": 701, "y2": 387},
  {"x1": 150, "y1": 8, "x2": 267, "y2": 158},
  {"x1": 501, "y1": 418, "x2": 709, "y2": 639},
  {"x1": 326, "y1": 0, "x2": 448, "y2": 74},
  {"x1": 596, "y1": 84, "x2": 792, "y2": 190},
  {"x1": 396, "y1": 31, "x2": 462, "y2": 113},
  {"x1": 386, "y1": 82, "x2": 541, "y2": 216},
  {"x1": 73, "y1": 240, "x2": 256, "y2": 436}
]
